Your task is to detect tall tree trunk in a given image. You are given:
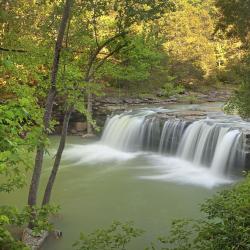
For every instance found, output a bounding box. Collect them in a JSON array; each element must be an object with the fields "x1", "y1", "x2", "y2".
[
  {"x1": 42, "y1": 106, "x2": 73, "y2": 205},
  {"x1": 28, "y1": 88, "x2": 56, "y2": 207},
  {"x1": 87, "y1": 92, "x2": 93, "y2": 134},
  {"x1": 27, "y1": 0, "x2": 73, "y2": 228}
]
